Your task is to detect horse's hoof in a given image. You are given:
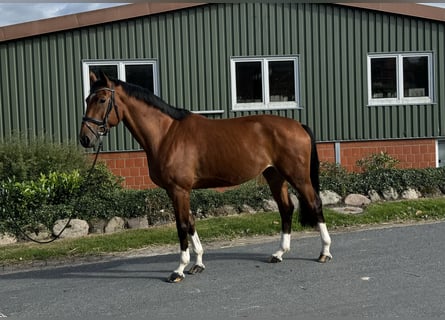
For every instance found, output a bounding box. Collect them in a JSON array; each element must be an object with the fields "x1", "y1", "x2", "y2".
[
  {"x1": 269, "y1": 255, "x2": 283, "y2": 263},
  {"x1": 318, "y1": 254, "x2": 332, "y2": 263},
  {"x1": 167, "y1": 272, "x2": 185, "y2": 283},
  {"x1": 188, "y1": 264, "x2": 205, "y2": 275}
]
